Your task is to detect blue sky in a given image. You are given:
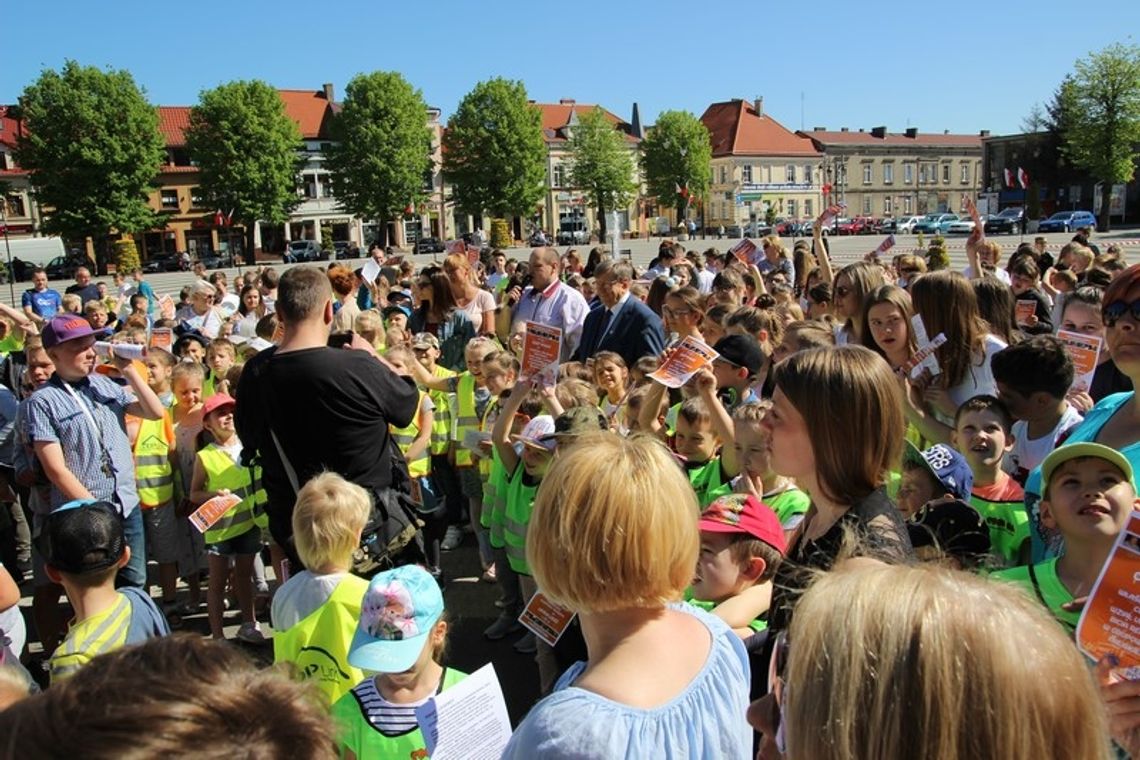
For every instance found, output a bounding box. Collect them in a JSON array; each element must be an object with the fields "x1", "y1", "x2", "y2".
[{"x1": 5, "y1": 1, "x2": 1137, "y2": 137}]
